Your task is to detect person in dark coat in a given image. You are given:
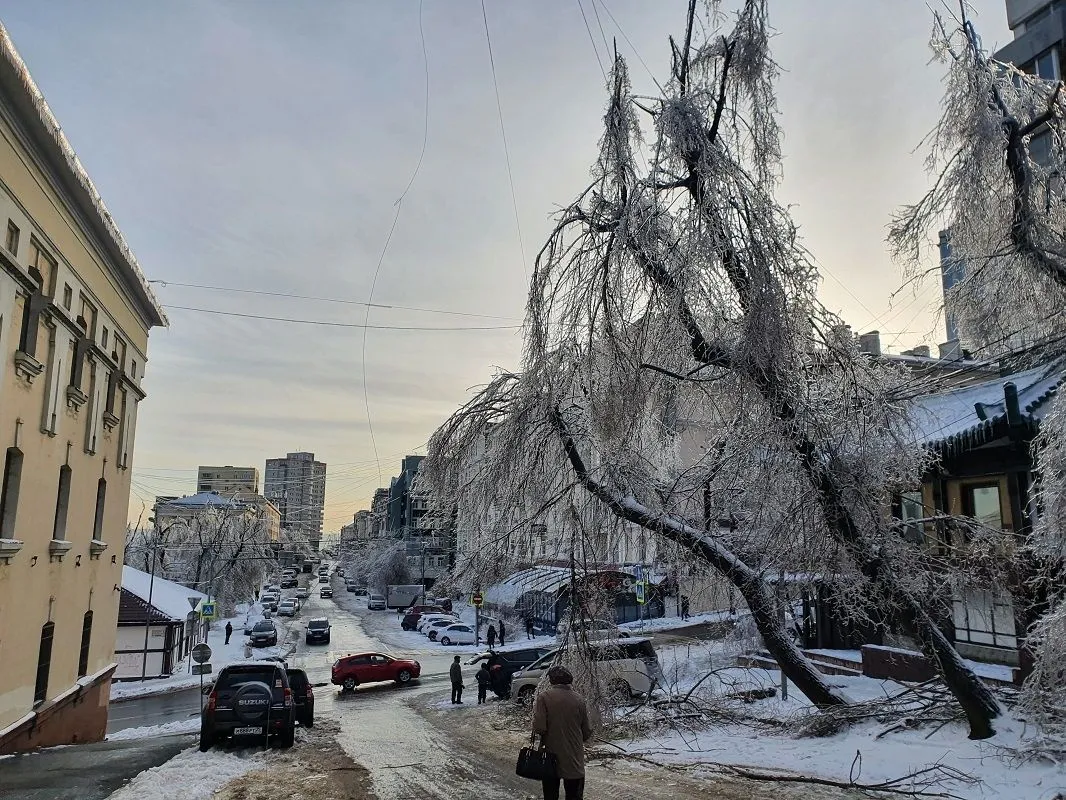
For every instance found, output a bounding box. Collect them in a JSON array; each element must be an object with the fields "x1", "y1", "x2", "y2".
[
  {"x1": 533, "y1": 665, "x2": 592, "y2": 800},
  {"x1": 498, "y1": 619, "x2": 506, "y2": 645},
  {"x1": 449, "y1": 655, "x2": 464, "y2": 704},
  {"x1": 526, "y1": 615, "x2": 535, "y2": 639},
  {"x1": 487, "y1": 624, "x2": 497, "y2": 648},
  {"x1": 224, "y1": 621, "x2": 233, "y2": 645},
  {"x1": 475, "y1": 664, "x2": 491, "y2": 704}
]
